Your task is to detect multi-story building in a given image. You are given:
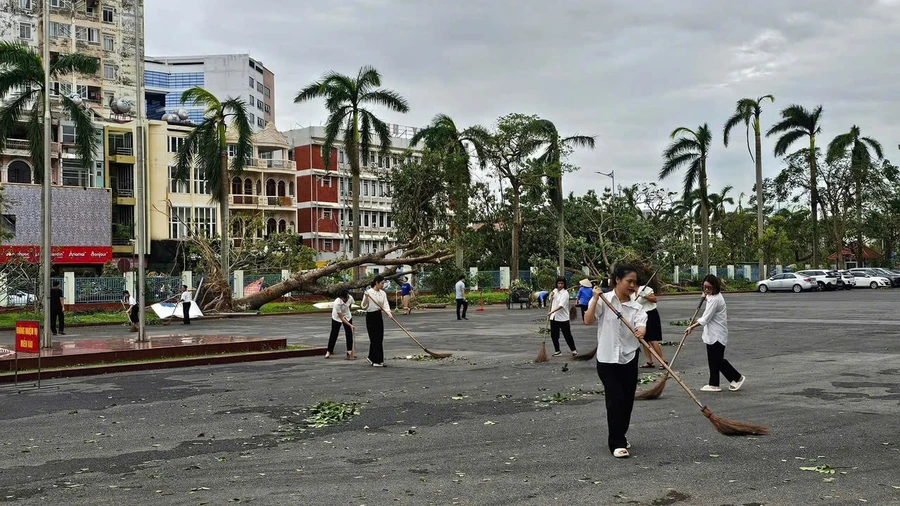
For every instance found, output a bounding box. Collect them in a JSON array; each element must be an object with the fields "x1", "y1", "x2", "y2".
[
  {"x1": 283, "y1": 124, "x2": 424, "y2": 262},
  {"x1": 146, "y1": 118, "x2": 296, "y2": 270},
  {"x1": 144, "y1": 54, "x2": 275, "y2": 131}
]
